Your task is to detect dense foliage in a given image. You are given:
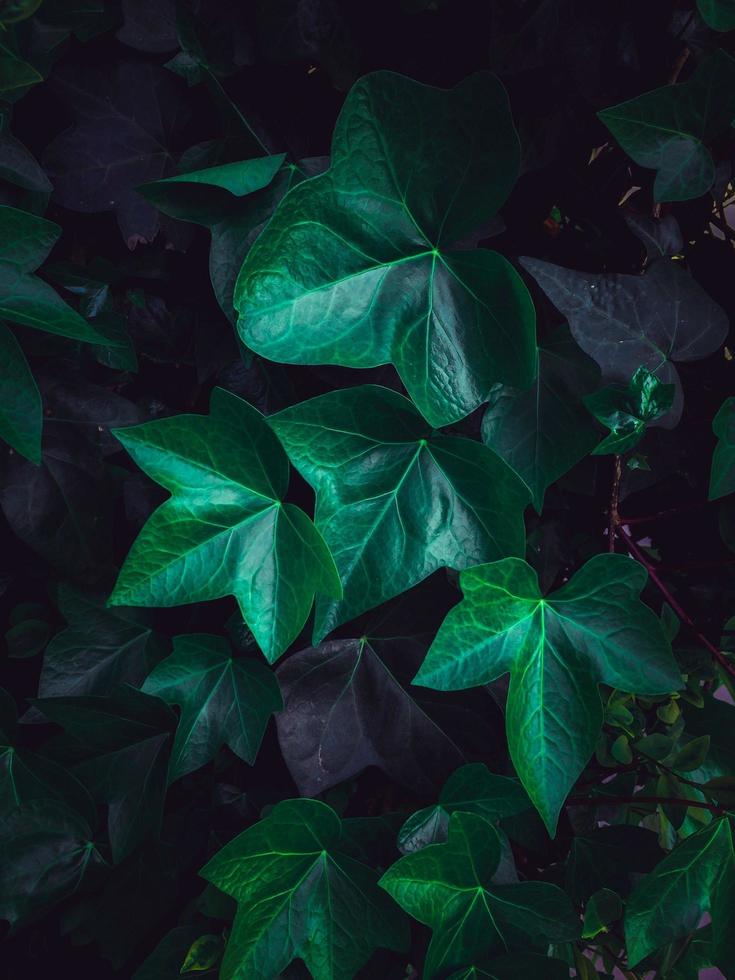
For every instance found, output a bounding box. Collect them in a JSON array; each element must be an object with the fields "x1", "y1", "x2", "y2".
[{"x1": 2, "y1": 1, "x2": 735, "y2": 978}]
